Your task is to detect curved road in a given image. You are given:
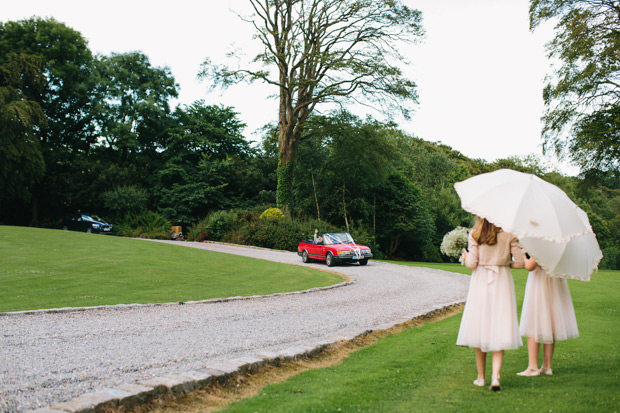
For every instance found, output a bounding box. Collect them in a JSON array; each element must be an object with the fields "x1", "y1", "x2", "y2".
[{"x1": 0, "y1": 241, "x2": 470, "y2": 412}]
